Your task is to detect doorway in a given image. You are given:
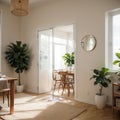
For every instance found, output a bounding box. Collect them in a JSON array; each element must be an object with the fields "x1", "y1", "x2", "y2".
[{"x1": 38, "y1": 24, "x2": 75, "y2": 97}]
